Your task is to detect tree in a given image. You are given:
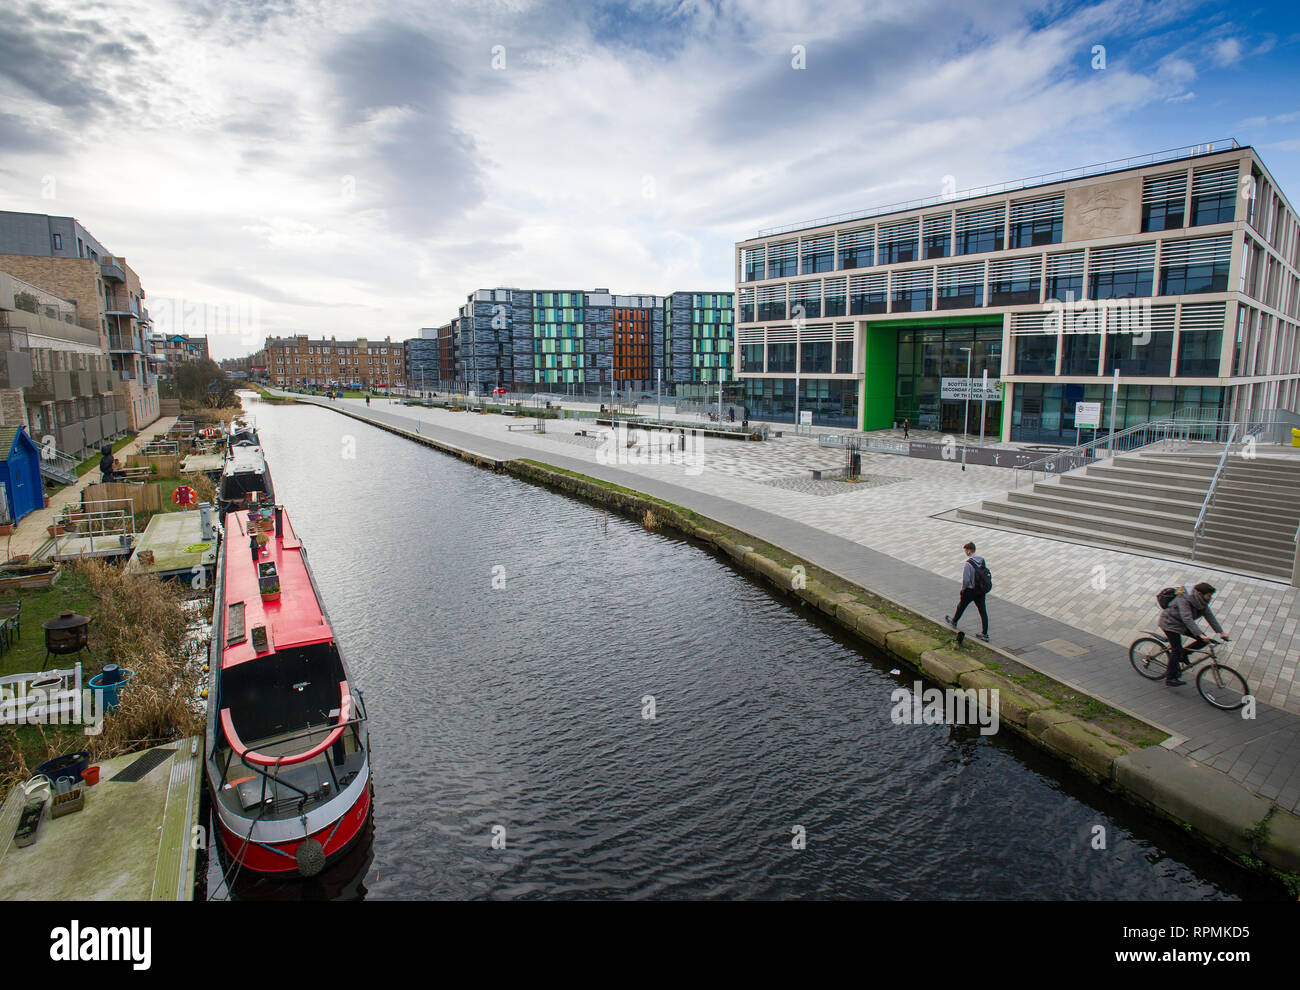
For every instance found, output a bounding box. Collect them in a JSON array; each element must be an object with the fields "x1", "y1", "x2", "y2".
[{"x1": 174, "y1": 359, "x2": 235, "y2": 406}]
